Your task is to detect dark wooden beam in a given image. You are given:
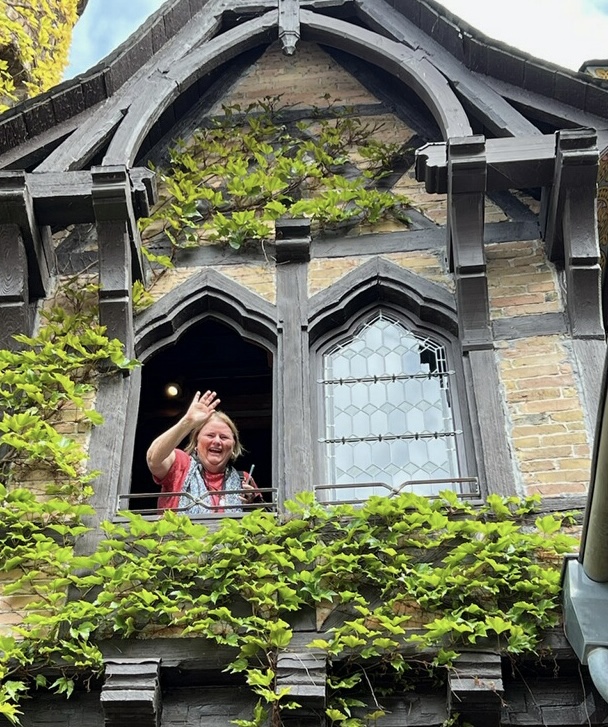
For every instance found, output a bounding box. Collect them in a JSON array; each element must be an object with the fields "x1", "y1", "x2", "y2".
[
  {"x1": 36, "y1": 2, "x2": 223, "y2": 173},
  {"x1": 0, "y1": 171, "x2": 53, "y2": 299},
  {"x1": 482, "y1": 74, "x2": 608, "y2": 133},
  {"x1": 0, "y1": 166, "x2": 154, "y2": 350},
  {"x1": 20, "y1": 168, "x2": 156, "y2": 228},
  {"x1": 300, "y1": 8, "x2": 472, "y2": 140},
  {"x1": 102, "y1": 13, "x2": 277, "y2": 167},
  {"x1": 464, "y1": 348, "x2": 517, "y2": 497},
  {"x1": 0, "y1": 224, "x2": 31, "y2": 348},
  {"x1": 543, "y1": 129, "x2": 604, "y2": 341},
  {"x1": 91, "y1": 166, "x2": 138, "y2": 354},
  {"x1": 416, "y1": 134, "x2": 558, "y2": 194},
  {"x1": 275, "y1": 218, "x2": 313, "y2": 504},
  {"x1": 447, "y1": 135, "x2": 491, "y2": 350},
  {"x1": 544, "y1": 128, "x2": 598, "y2": 264},
  {"x1": 275, "y1": 648, "x2": 326, "y2": 710},
  {"x1": 355, "y1": 0, "x2": 541, "y2": 139}
]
